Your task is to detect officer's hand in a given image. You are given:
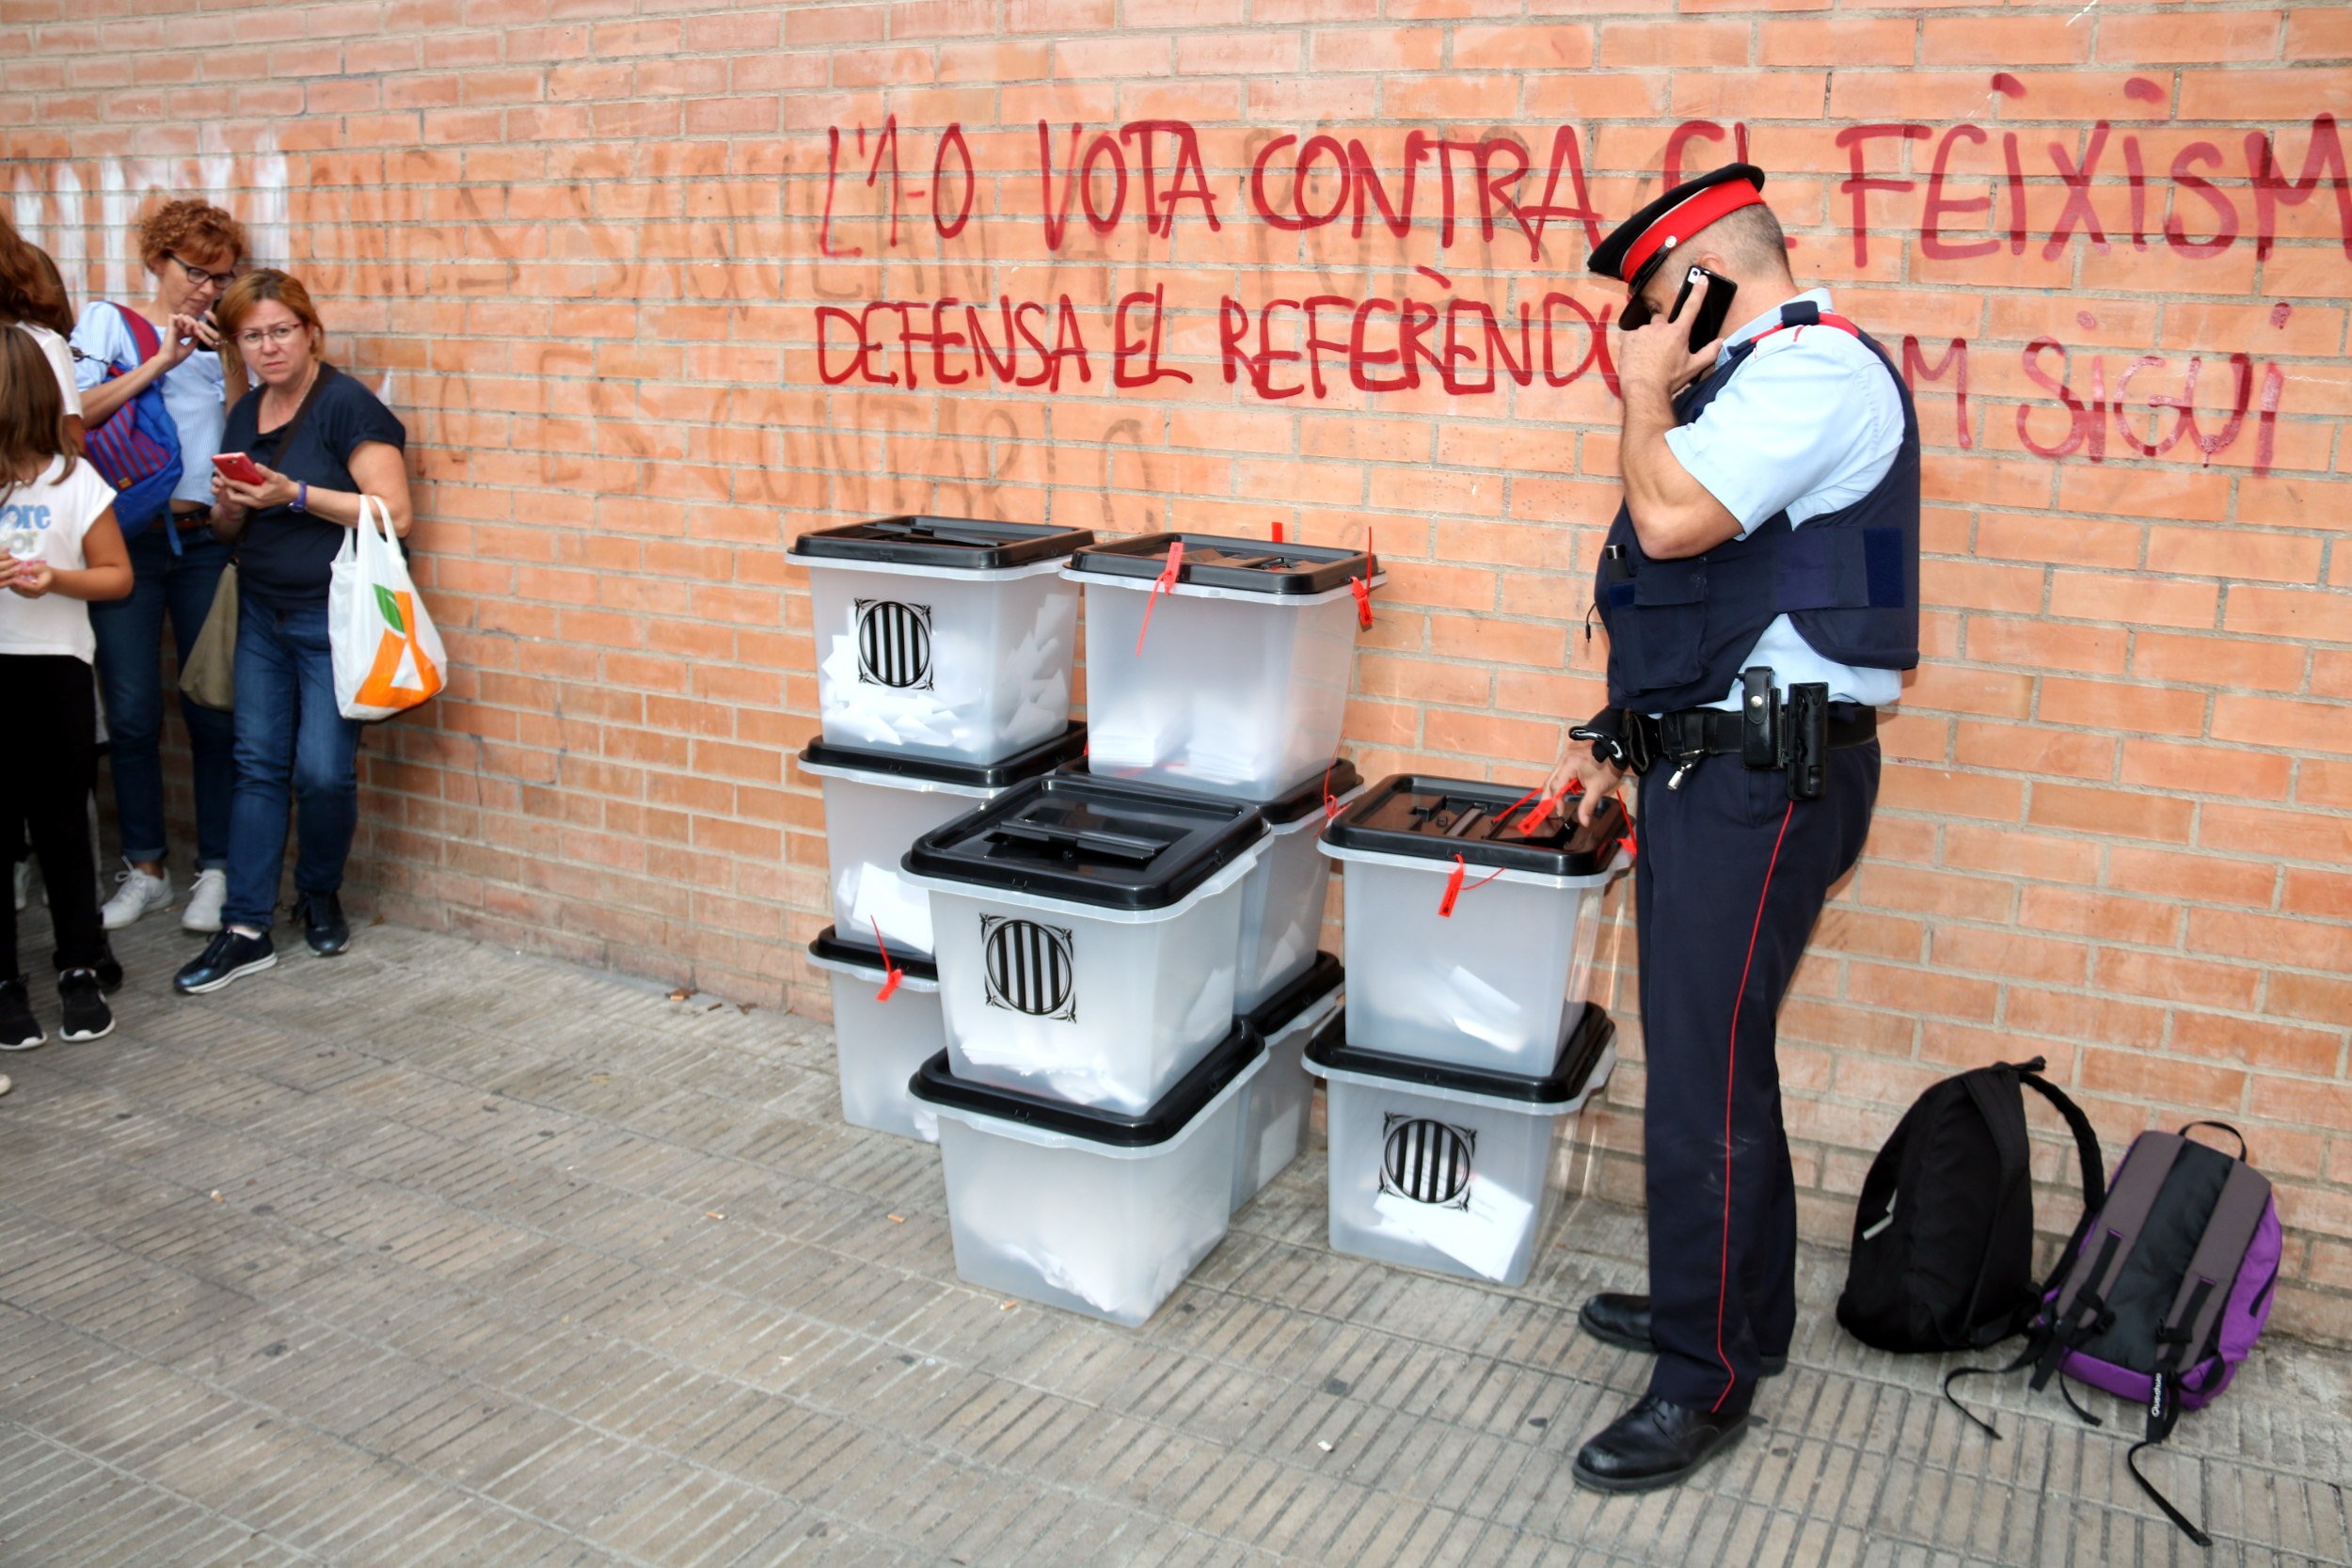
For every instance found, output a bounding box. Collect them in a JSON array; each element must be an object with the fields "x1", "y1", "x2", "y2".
[
  {"x1": 1543, "y1": 736, "x2": 1627, "y2": 829},
  {"x1": 1617, "y1": 314, "x2": 1724, "y2": 402}
]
